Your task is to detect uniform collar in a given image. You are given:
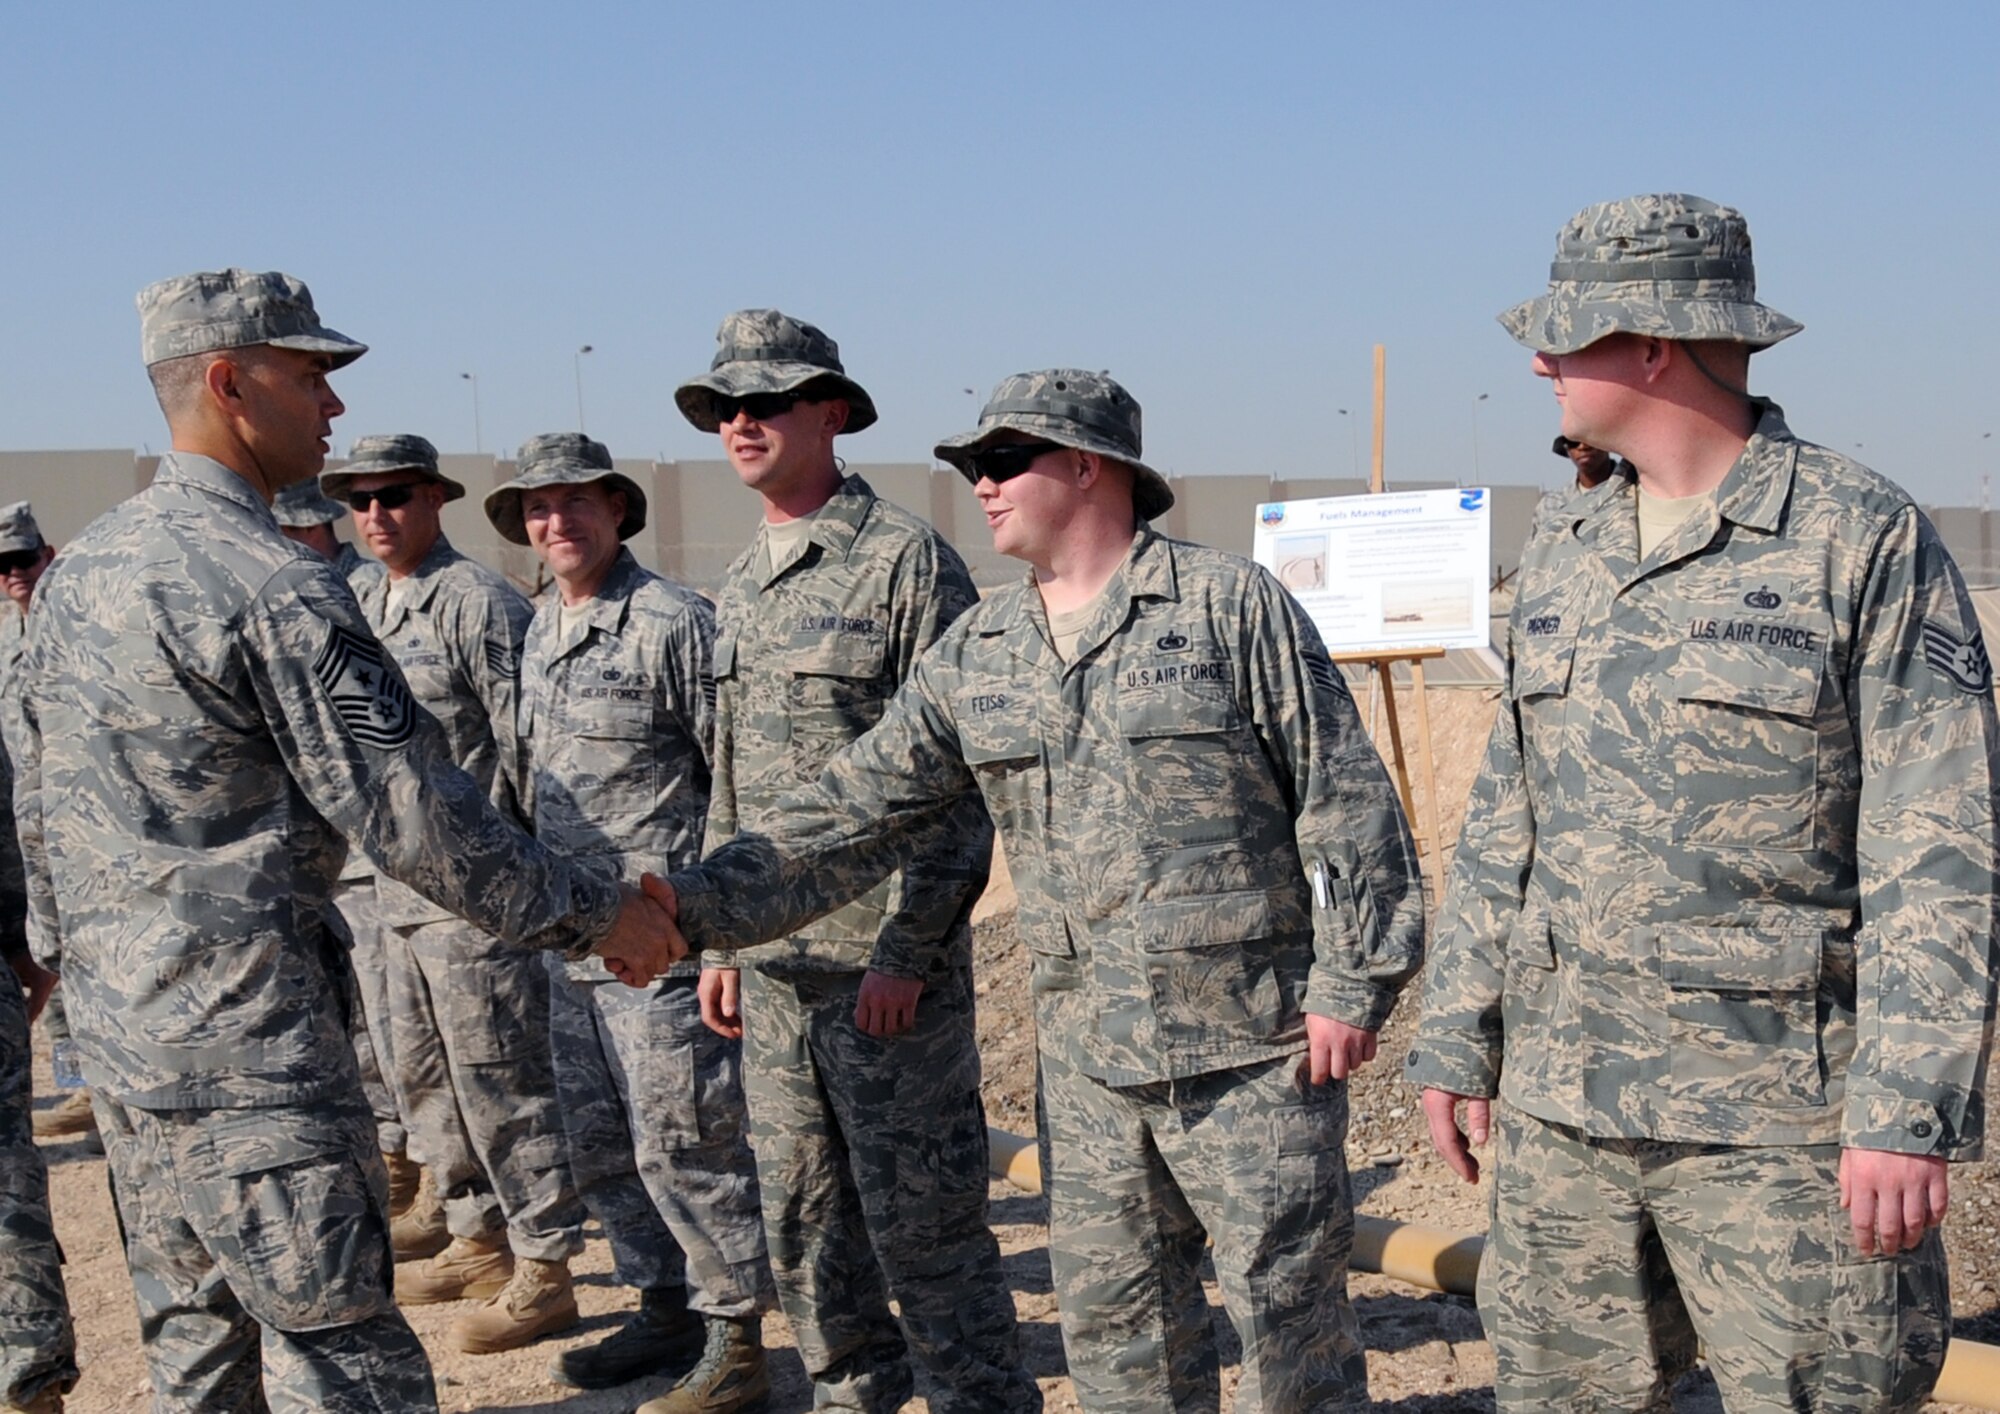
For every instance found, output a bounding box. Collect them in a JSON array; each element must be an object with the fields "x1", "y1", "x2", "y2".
[
  {"x1": 152, "y1": 451, "x2": 282, "y2": 530},
  {"x1": 372, "y1": 534, "x2": 459, "y2": 627},
  {"x1": 753, "y1": 473, "x2": 876, "y2": 587},
  {"x1": 996, "y1": 520, "x2": 1170, "y2": 673}
]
